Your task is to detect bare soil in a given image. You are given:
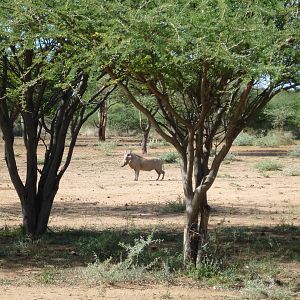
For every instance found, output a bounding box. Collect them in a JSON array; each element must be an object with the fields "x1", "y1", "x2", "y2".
[{"x1": 0, "y1": 136, "x2": 299, "y2": 299}]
